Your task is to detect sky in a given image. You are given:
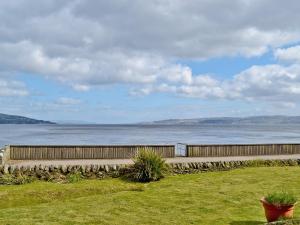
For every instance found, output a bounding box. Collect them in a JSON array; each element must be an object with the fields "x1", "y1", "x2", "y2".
[{"x1": 1, "y1": 0, "x2": 300, "y2": 123}]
